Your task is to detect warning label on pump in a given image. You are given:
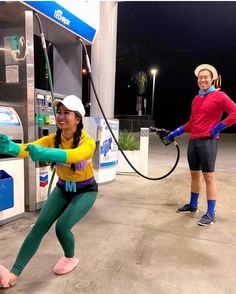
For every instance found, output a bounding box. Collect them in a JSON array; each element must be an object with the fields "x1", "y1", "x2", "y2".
[{"x1": 5, "y1": 65, "x2": 19, "y2": 83}]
